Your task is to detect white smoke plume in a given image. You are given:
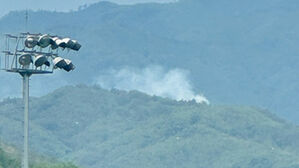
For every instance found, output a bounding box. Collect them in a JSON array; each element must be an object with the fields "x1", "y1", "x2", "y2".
[{"x1": 95, "y1": 66, "x2": 209, "y2": 104}]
